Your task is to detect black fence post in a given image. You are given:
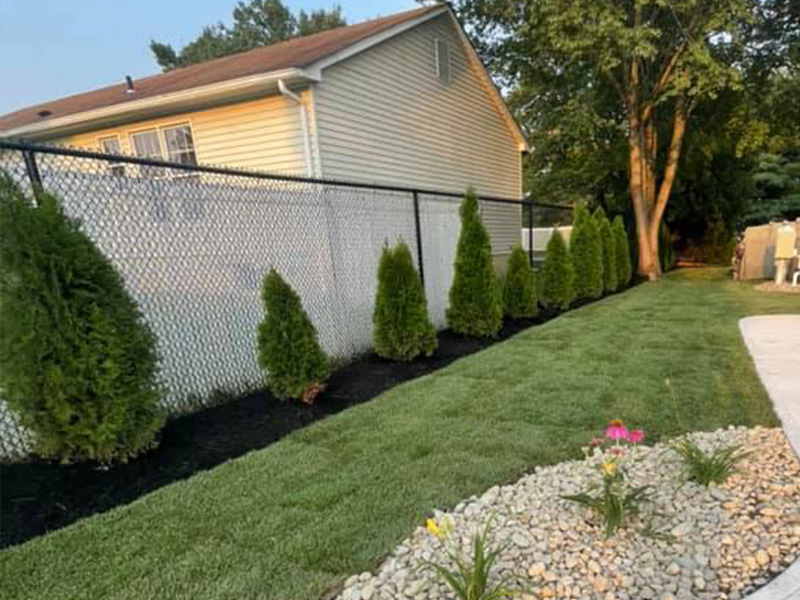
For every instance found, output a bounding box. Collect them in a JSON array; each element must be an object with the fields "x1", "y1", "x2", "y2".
[
  {"x1": 22, "y1": 148, "x2": 43, "y2": 204},
  {"x1": 412, "y1": 190, "x2": 425, "y2": 288},
  {"x1": 527, "y1": 198, "x2": 534, "y2": 267}
]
